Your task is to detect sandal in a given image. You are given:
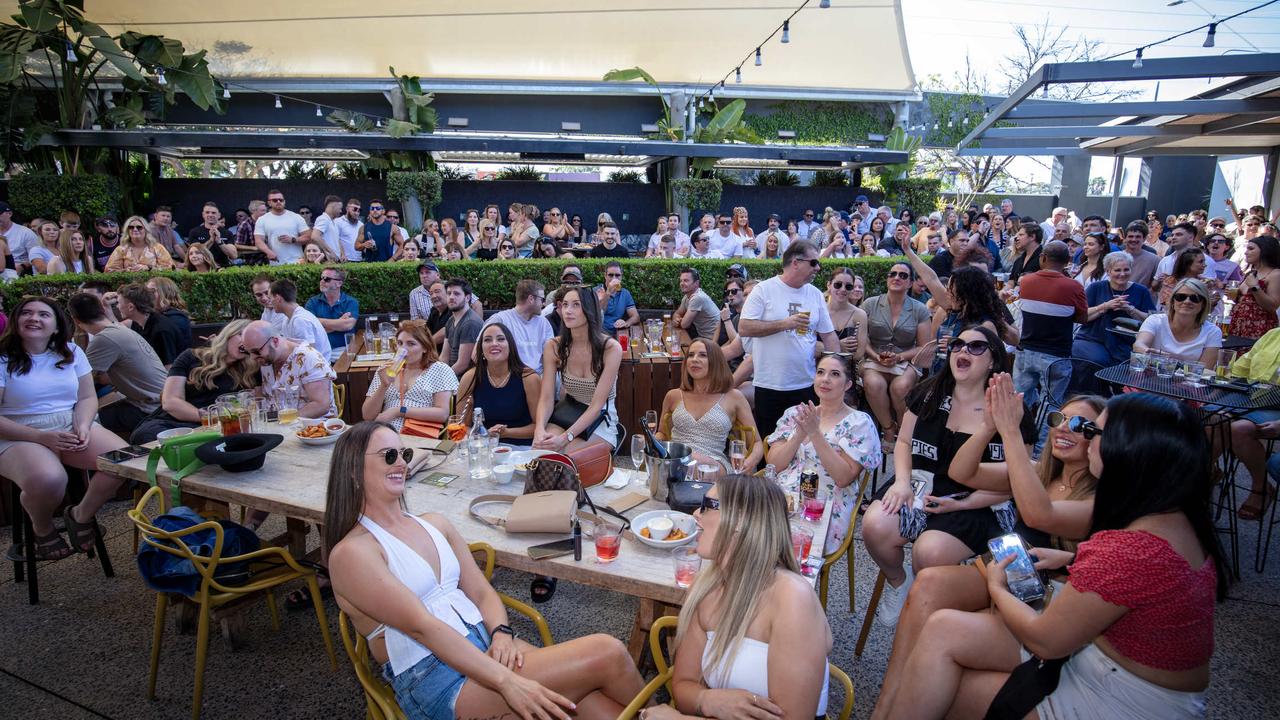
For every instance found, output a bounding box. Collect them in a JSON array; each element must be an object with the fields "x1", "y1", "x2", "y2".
[
  {"x1": 285, "y1": 582, "x2": 332, "y2": 611},
  {"x1": 5, "y1": 530, "x2": 74, "y2": 562},
  {"x1": 62, "y1": 506, "x2": 97, "y2": 552},
  {"x1": 1238, "y1": 484, "x2": 1277, "y2": 521},
  {"x1": 530, "y1": 576, "x2": 558, "y2": 604}
]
